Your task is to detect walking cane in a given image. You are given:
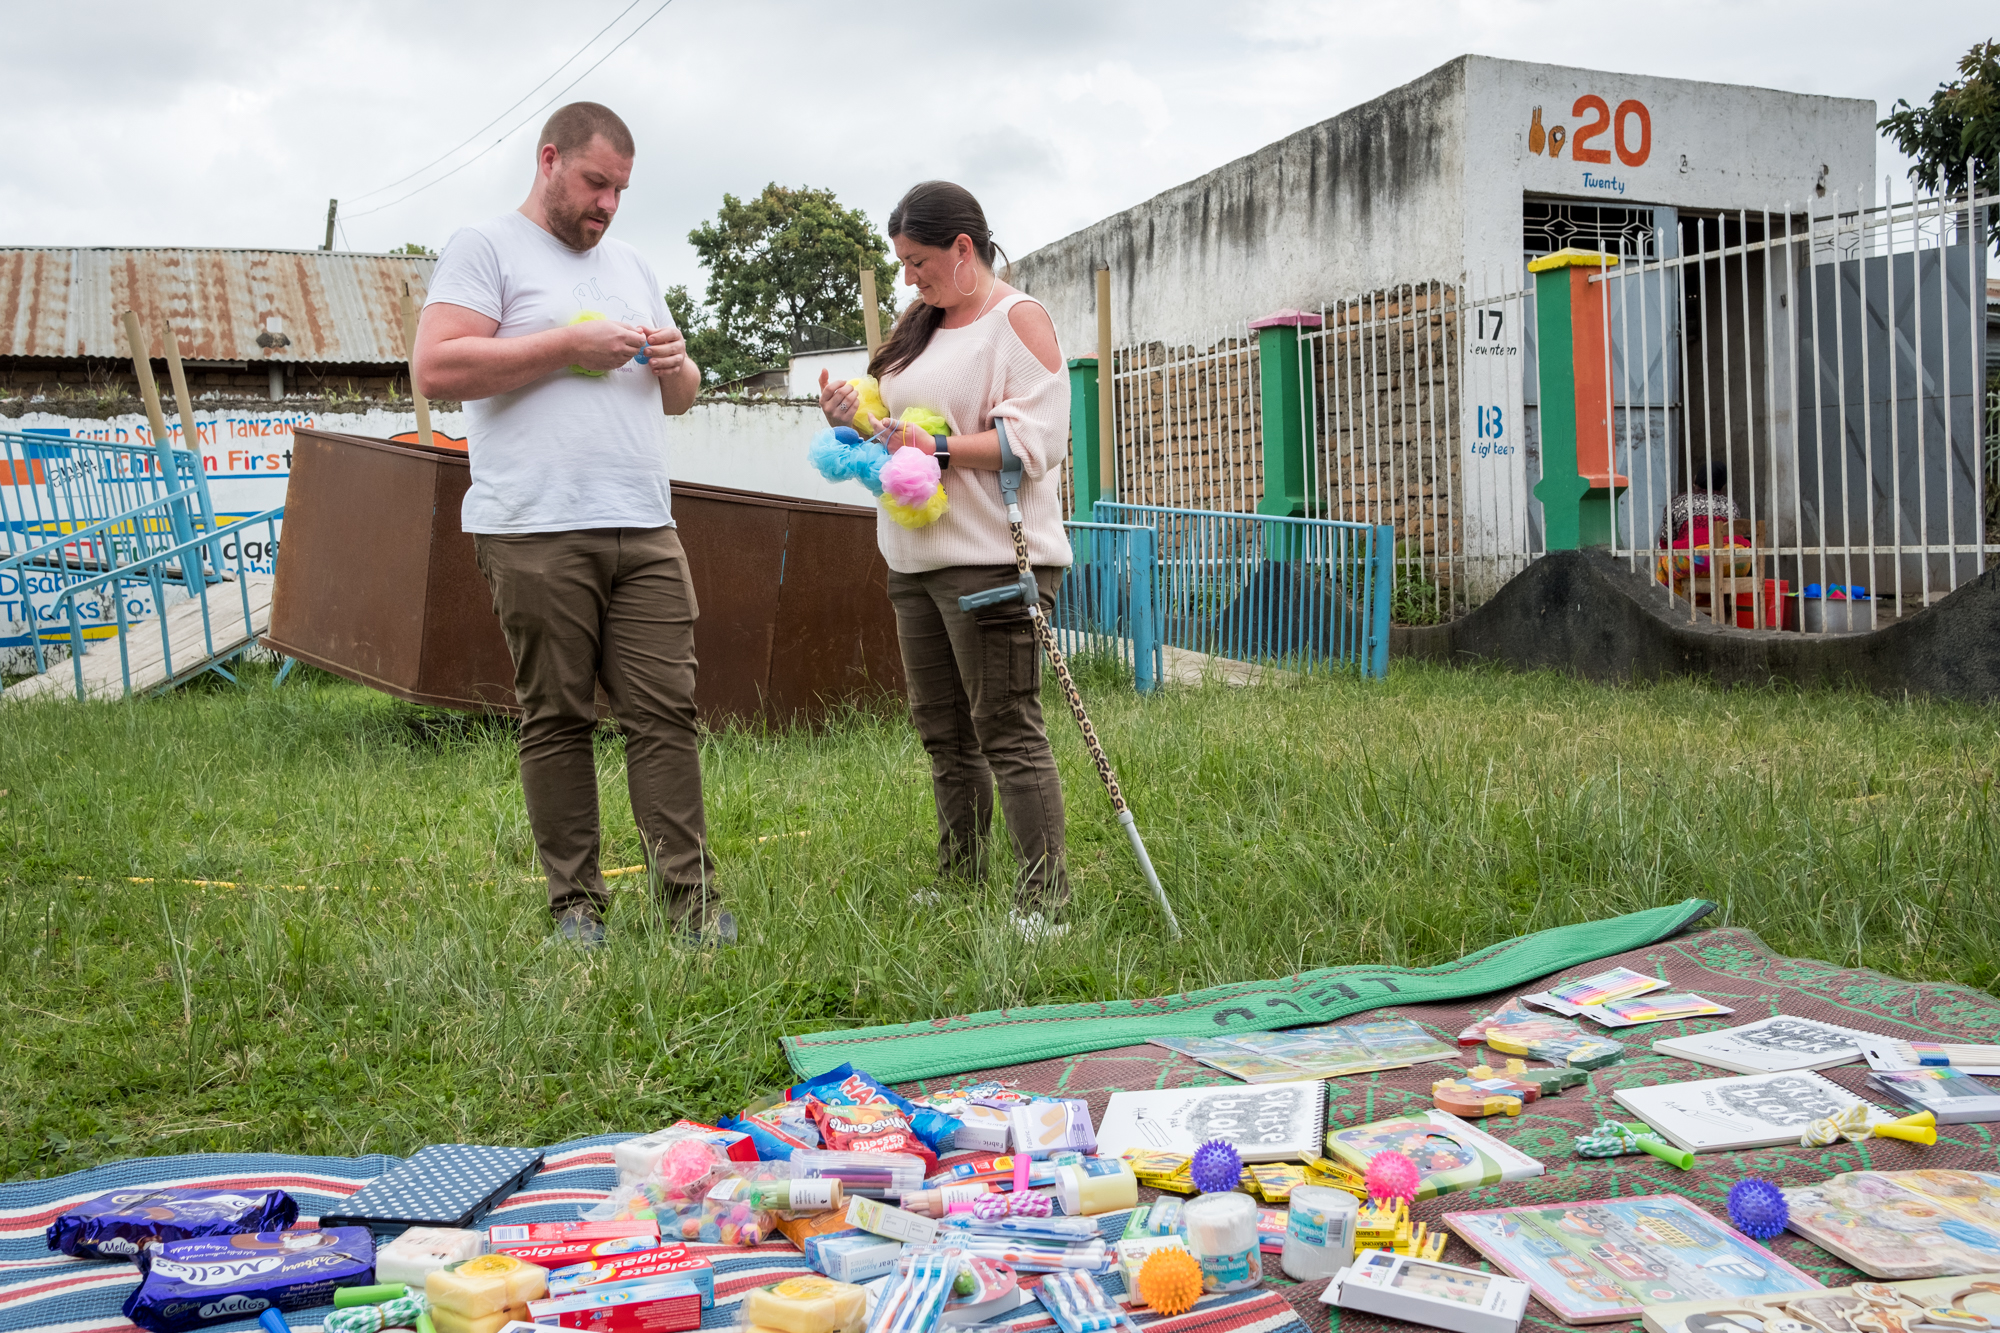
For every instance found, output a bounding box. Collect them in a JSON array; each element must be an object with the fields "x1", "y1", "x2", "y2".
[{"x1": 957, "y1": 421, "x2": 1182, "y2": 939}]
